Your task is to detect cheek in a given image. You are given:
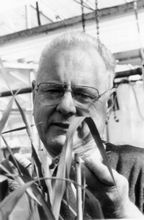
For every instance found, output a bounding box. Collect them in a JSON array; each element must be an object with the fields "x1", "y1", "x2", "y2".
[
  {"x1": 33, "y1": 107, "x2": 46, "y2": 143},
  {"x1": 33, "y1": 103, "x2": 57, "y2": 150},
  {"x1": 33, "y1": 99, "x2": 53, "y2": 133}
]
